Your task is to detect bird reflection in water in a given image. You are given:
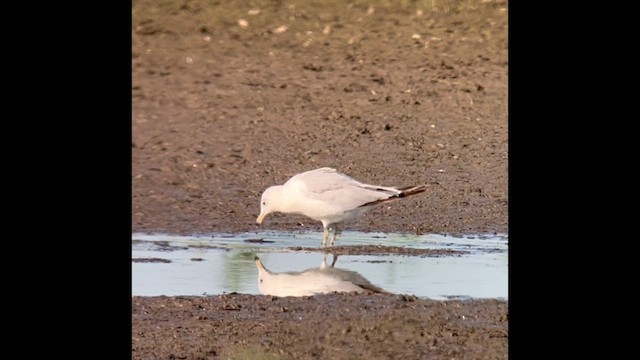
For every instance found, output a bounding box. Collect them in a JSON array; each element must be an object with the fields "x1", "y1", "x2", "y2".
[{"x1": 254, "y1": 254, "x2": 390, "y2": 297}]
